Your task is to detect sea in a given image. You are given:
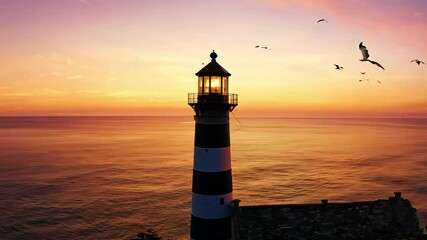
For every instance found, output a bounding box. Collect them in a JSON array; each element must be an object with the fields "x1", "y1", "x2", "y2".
[{"x1": 0, "y1": 116, "x2": 426, "y2": 239}]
